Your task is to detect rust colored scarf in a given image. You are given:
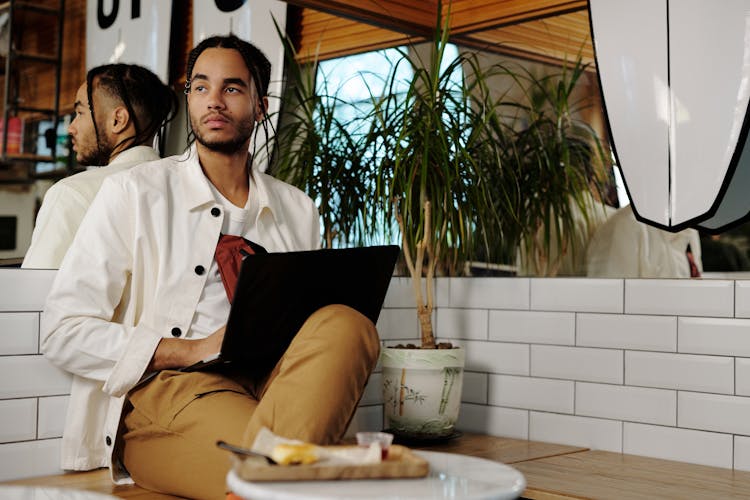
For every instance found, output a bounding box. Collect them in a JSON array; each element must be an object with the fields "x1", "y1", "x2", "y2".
[{"x1": 214, "y1": 235, "x2": 266, "y2": 302}]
